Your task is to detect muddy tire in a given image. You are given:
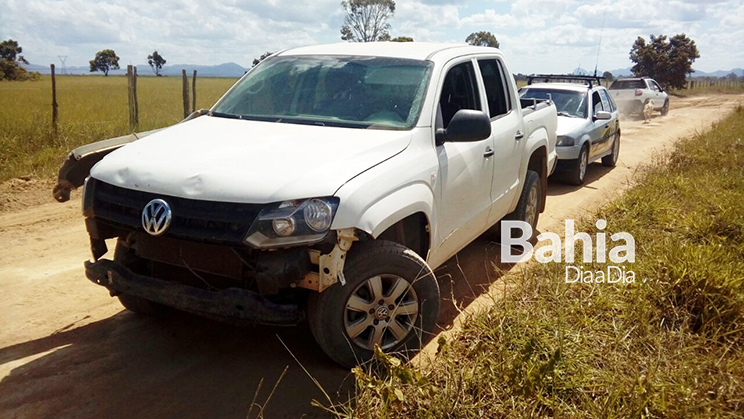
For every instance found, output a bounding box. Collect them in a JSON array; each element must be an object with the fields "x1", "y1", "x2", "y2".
[
  {"x1": 661, "y1": 99, "x2": 669, "y2": 116},
  {"x1": 502, "y1": 170, "x2": 541, "y2": 237},
  {"x1": 602, "y1": 133, "x2": 620, "y2": 167},
  {"x1": 113, "y1": 239, "x2": 165, "y2": 315},
  {"x1": 307, "y1": 240, "x2": 440, "y2": 368}
]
